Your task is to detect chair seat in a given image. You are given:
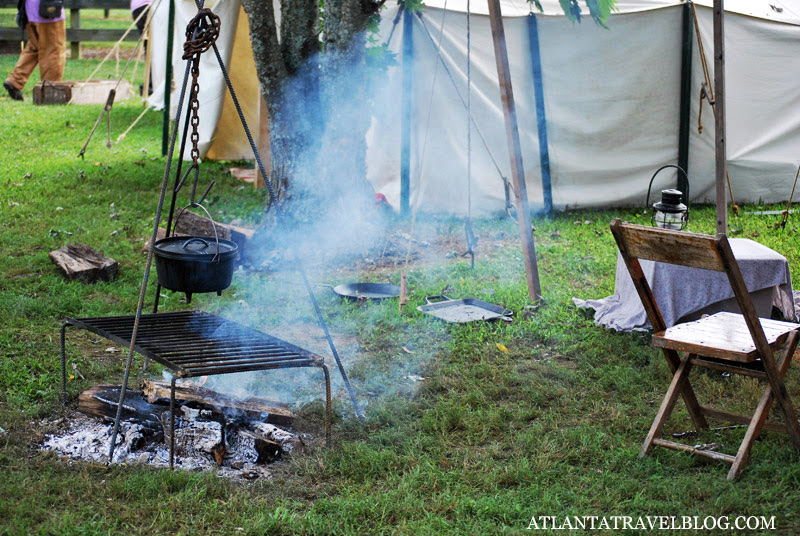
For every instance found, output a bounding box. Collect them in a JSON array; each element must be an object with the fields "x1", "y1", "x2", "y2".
[{"x1": 653, "y1": 312, "x2": 800, "y2": 363}]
